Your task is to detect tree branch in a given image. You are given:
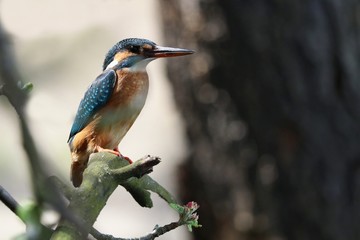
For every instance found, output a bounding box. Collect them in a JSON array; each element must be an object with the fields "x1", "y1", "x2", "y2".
[
  {"x1": 90, "y1": 222, "x2": 180, "y2": 240},
  {"x1": 51, "y1": 154, "x2": 161, "y2": 239},
  {"x1": 89, "y1": 201, "x2": 201, "y2": 240},
  {"x1": 110, "y1": 155, "x2": 161, "y2": 181},
  {"x1": 51, "y1": 153, "x2": 200, "y2": 240},
  {"x1": 0, "y1": 185, "x2": 53, "y2": 239},
  {"x1": 0, "y1": 17, "x2": 82, "y2": 238},
  {"x1": 0, "y1": 185, "x2": 20, "y2": 216},
  {"x1": 0, "y1": 20, "x2": 27, "y2": 110}
]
